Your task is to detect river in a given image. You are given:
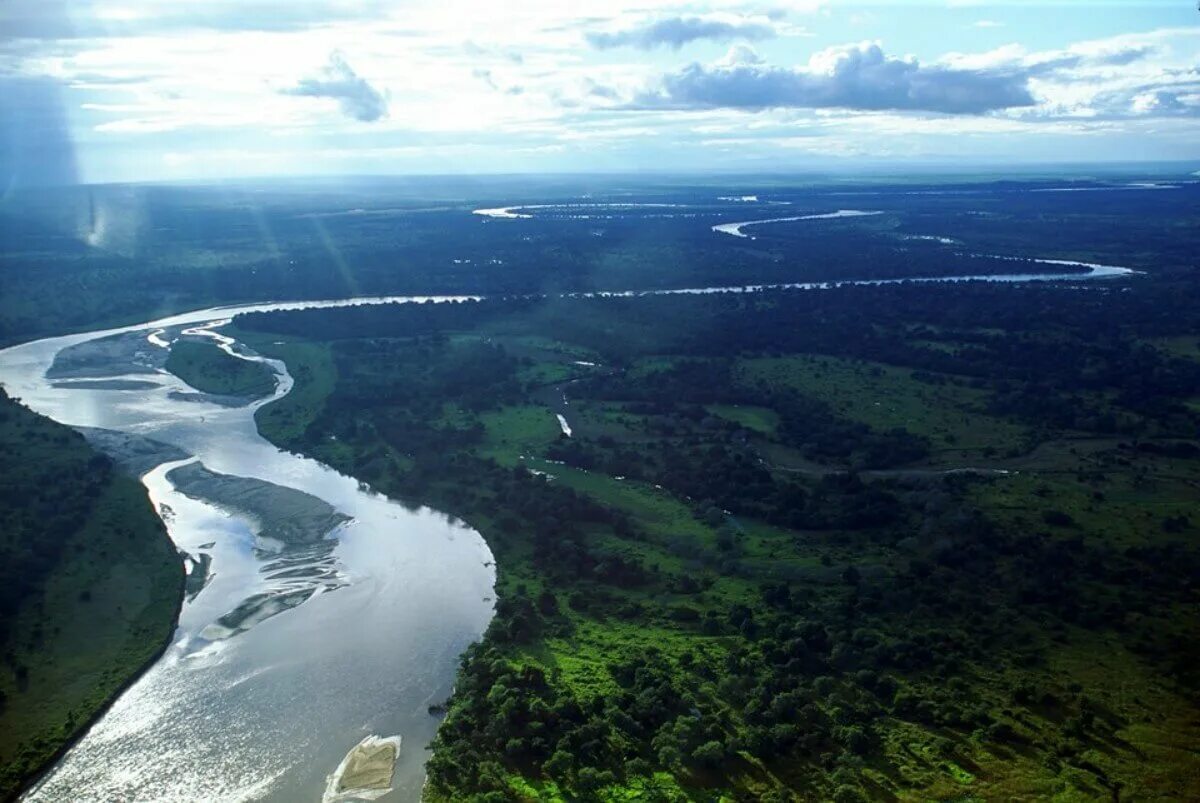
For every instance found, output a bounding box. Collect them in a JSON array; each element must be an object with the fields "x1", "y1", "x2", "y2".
[
  {"x1": 0, "y1": 263, "x2": 1135, "y2": 801},
  {"x1": 0, "y1": 301, "x2": 495, "y2": 803}
]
